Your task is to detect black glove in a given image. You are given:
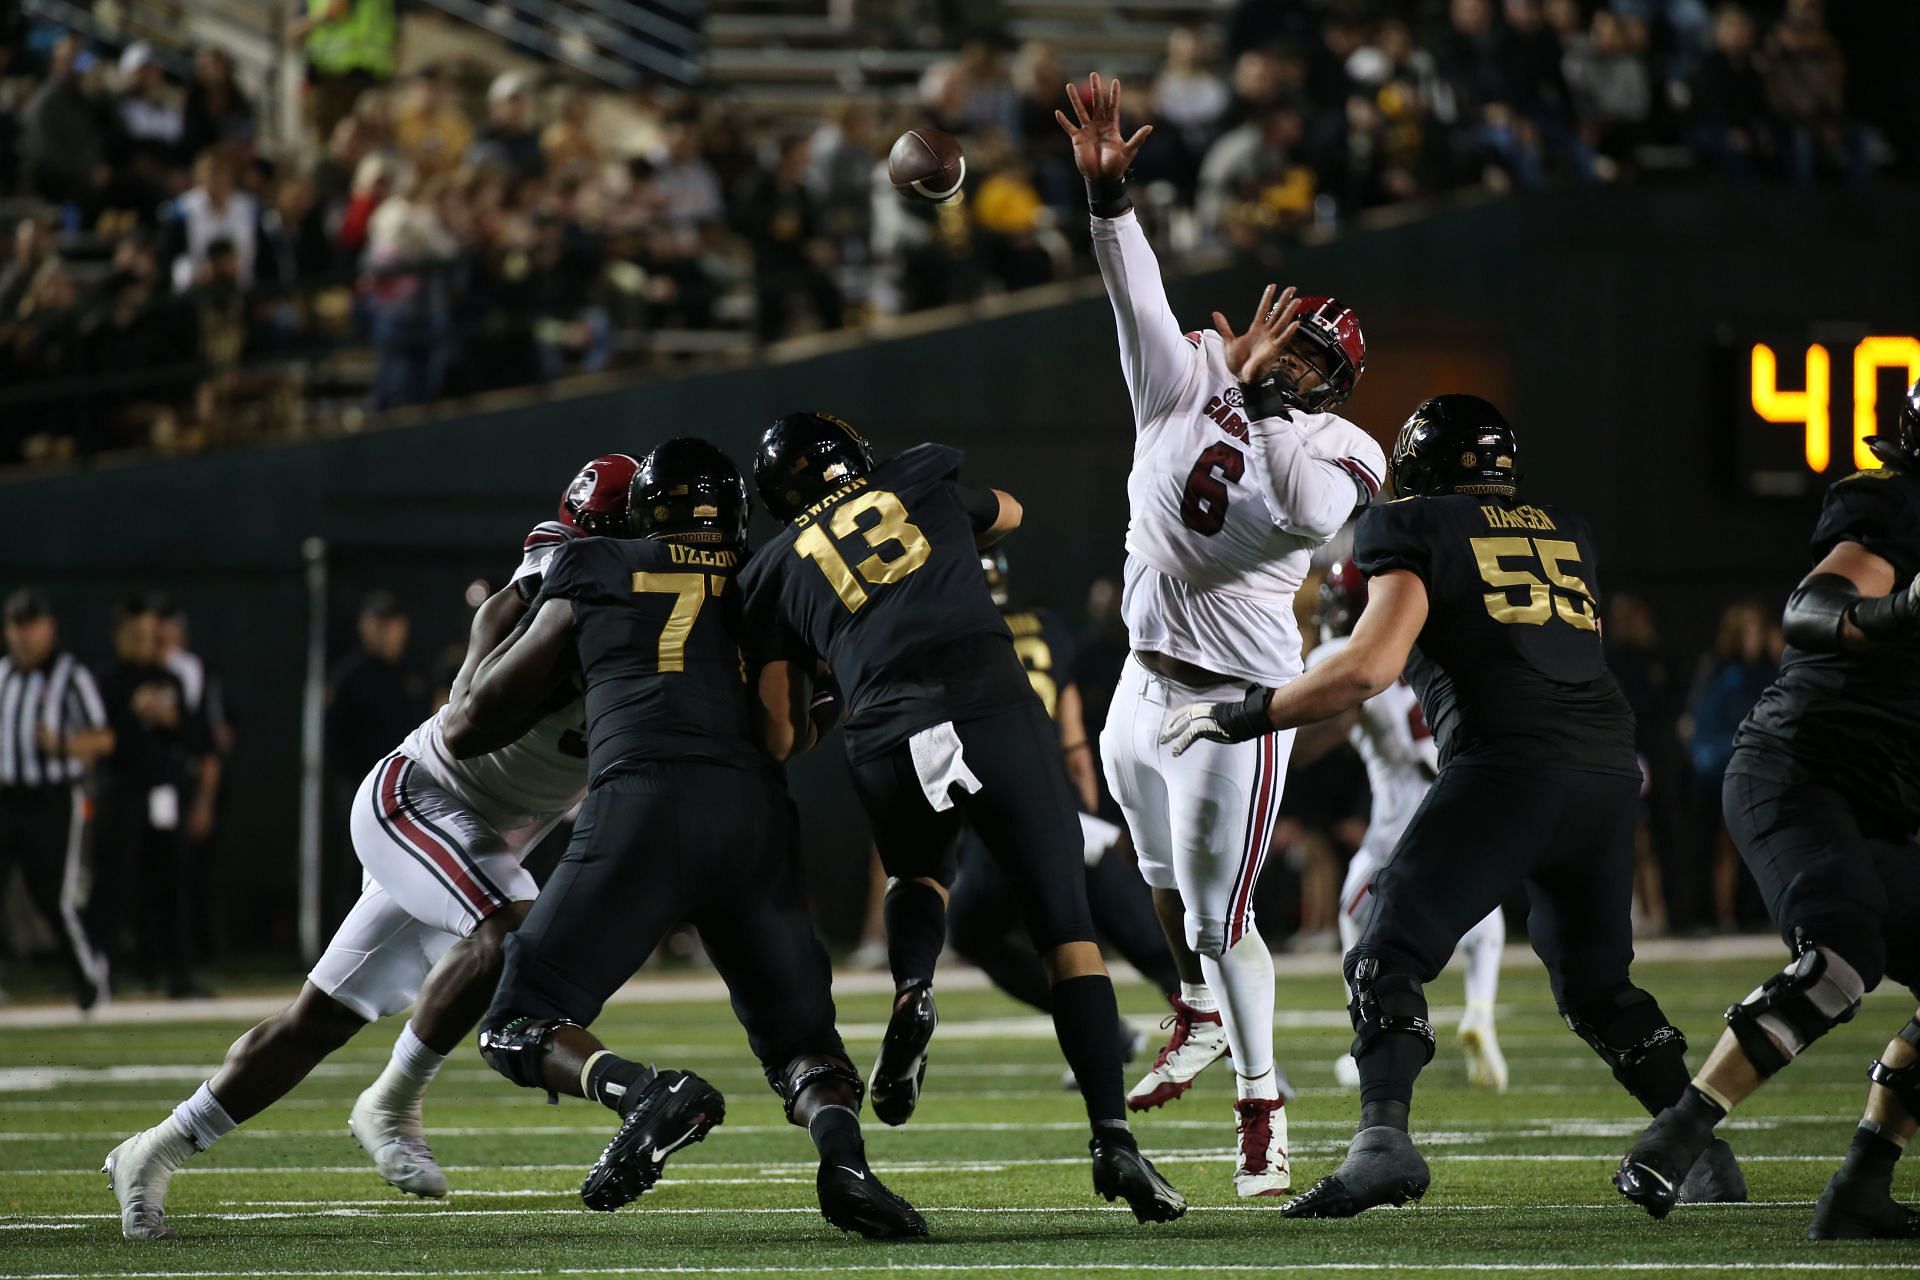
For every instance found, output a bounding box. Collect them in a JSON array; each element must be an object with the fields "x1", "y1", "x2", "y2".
[{"x1": 1848, "y1": 574, "x2": 1920, "y2": 642}]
